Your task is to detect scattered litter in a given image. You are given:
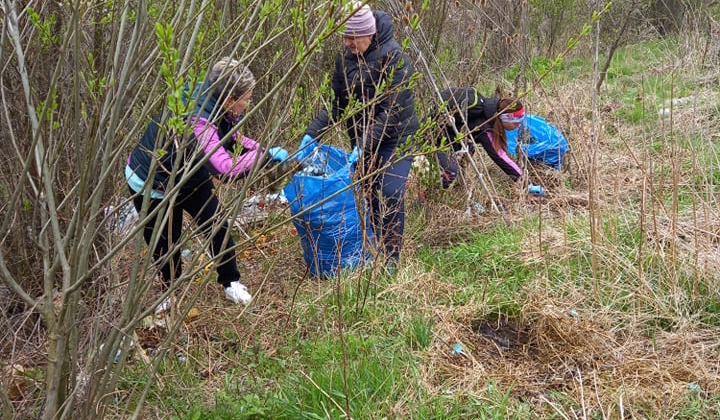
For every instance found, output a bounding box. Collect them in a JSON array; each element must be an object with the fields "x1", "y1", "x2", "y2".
[
  {"x1": 464, "y1": 201, "x2": 486, "y2": 216},
  {"x1": 246, "y1": 191, "x2": 288, "y2": 205},
  {"x1": 265, "y1": 191, "x2": 288, "y2": 204},
  {"x1": 100, "y1": 337, "x2": 135, "y2": 364},
  {"x1": 104, "y1": 202, "x2": 138, "y2": 236},
  {"x1": 4, "y1": 364, "x2": 29, "y2": 400},
  {"x1": 569, "y1": 309, "x2": 579, "y2": 318},
  {"x1": 111, "y1": 348, "x2": 122, "y2": 363},
  {"x1": 528, "y1": 184, "x2": 546, "y2": 197},
  {"x1": 688, "y1": 383, "x2": 702, "y2": 394},
  {"x1": 234, "y1": 204, "x2": 269, "y2": 227},
  {"x1": 186, "y1": 307, "x2": 200, "y2": 320},
  {"x1": 175, "y1": 338, "x2": 189, "y2": 364},
  {"x1": 233, "y1": 191, "x2": 289, "y2": 227},
  {"x1": 658, "y1": 95, "x2": 699, "y2": 117},
  {"x1": 451, "y1": 342, "x2": 464, "y2": 355}
]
